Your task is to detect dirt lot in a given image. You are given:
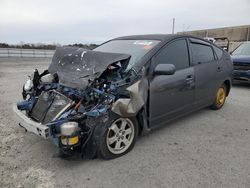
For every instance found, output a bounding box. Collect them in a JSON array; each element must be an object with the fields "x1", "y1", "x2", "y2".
[{"x1": 0, "y1": 58, "x2": 250, "y2": 188}]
